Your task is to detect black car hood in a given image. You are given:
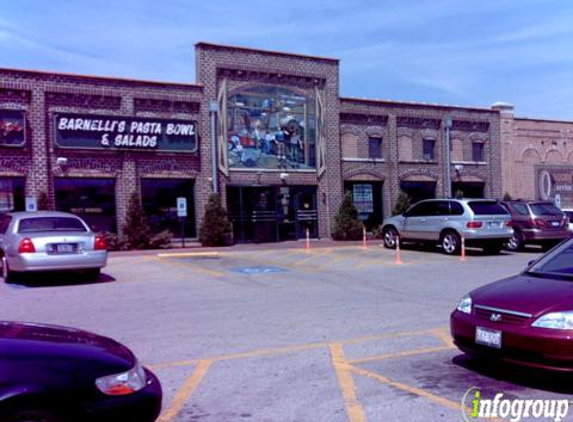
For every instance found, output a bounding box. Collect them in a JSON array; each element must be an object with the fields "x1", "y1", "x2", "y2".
[
  {"x1": 0, "y1": 321, "x2": 135, "y2": 371},
  {"x1": 470, "y1": 274, "x2": 573, "y2": 318}
]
